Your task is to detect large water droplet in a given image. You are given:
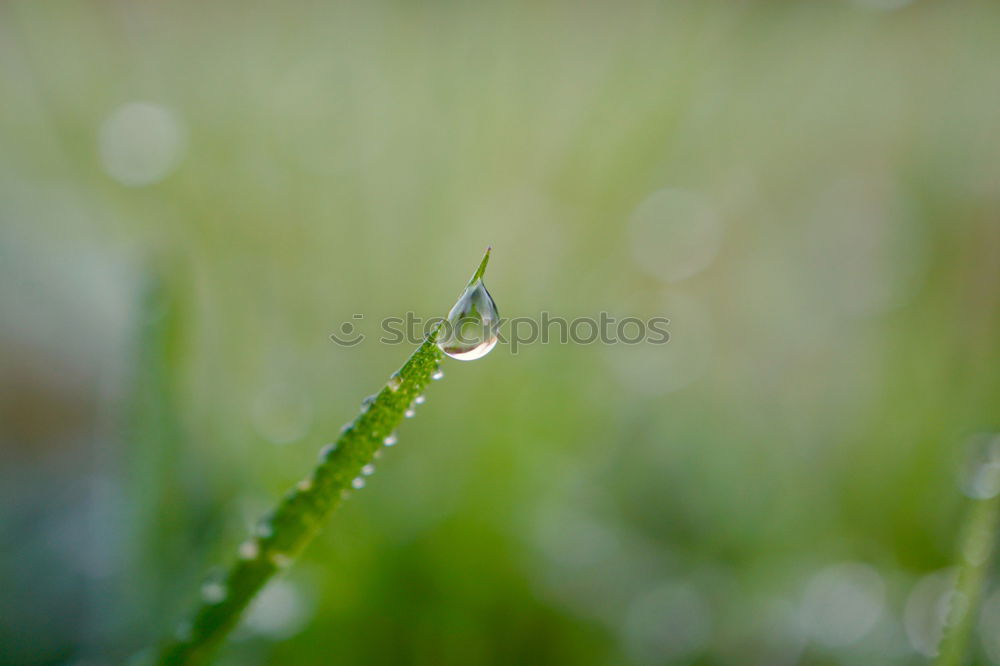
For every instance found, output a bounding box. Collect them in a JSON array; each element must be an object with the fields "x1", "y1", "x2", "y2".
[{"x1": 437, "y1": 279, "x2": 499, "y2": 361}]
